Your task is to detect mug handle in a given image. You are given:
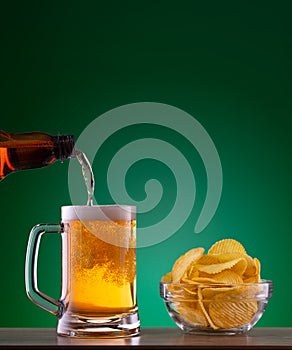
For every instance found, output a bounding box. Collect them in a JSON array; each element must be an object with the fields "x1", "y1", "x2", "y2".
[{"x1": 25, "y1": 223, "x2": 63, "y2": 316}]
